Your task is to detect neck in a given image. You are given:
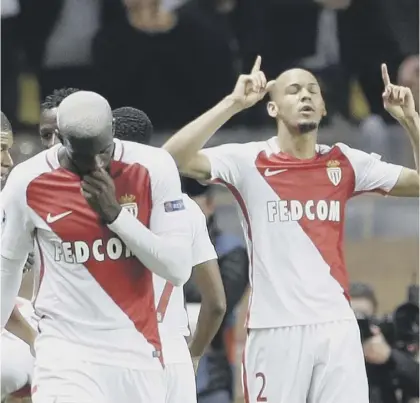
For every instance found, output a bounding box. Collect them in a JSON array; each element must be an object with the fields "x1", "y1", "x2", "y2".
[
  {"x1": 57, "y1": 147, "x2": 79, "y2": 175},
  {"x1": 276, "y1": 122, "x2": 318, "y2": 159}
]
